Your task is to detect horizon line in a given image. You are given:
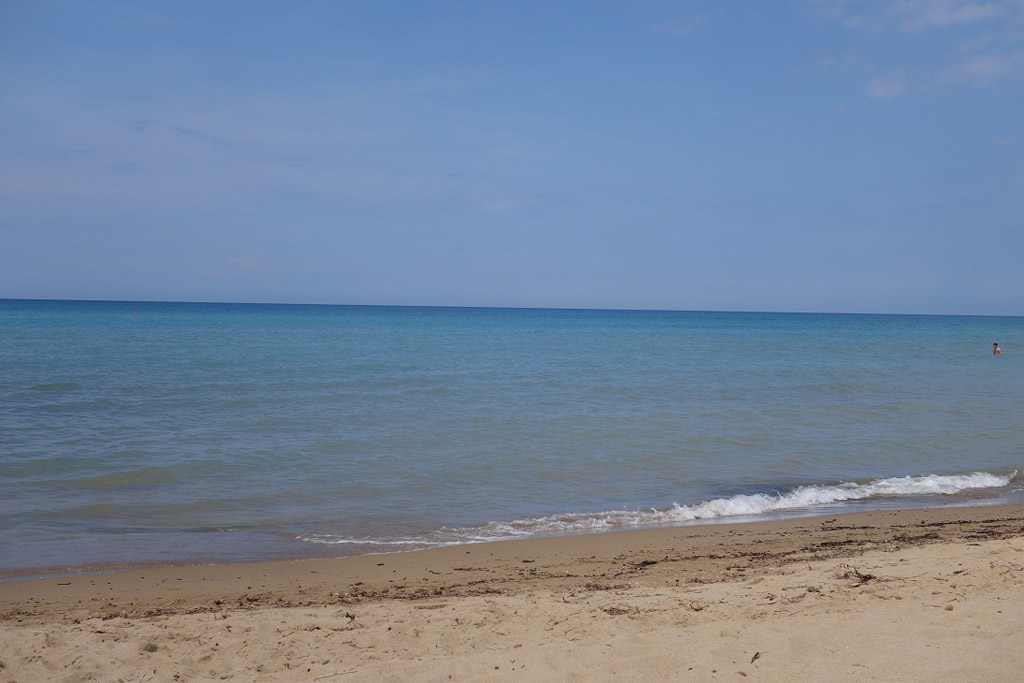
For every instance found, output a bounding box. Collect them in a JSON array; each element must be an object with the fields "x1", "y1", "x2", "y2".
[{"x1": 1, "y1": 297, "x2": 1020, "y2": 319}]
